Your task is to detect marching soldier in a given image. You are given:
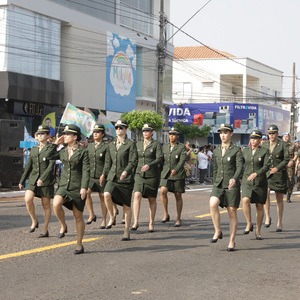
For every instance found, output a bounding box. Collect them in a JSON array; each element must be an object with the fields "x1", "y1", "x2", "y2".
[
  {"x1": 19, "y1": 125, "x2": 55, "y2": 237},
  {"x1": 50, "y1": 124, "x2": 90, "y2": 254},
  {"x1": 102, "y1": 119, "x2": 138, "y2": 241},
  {"x1": 294, "y1": 140, "x2": 300, "y2": 191},
  {"x1": 86, "y1": 124, "x2": 109, "y2": 228},
  {"x1": 209, "y1": 124, "x2": 243, "y2": 251},
  {"x1": 160, "y1": 127, "x2": 186, "y2": 227},
  {"x1": 242, "y1": 130, "x2": 270, "y2": 240},
  {"x1": 132, "y1": 123, "x2": 163, "y2": 232},
  {"x1": 262, "y1": 125, "x2": 289, "y2": 232},
  {"x1": 282, "y1": 133, "x2": 298, "y2": 203}
]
